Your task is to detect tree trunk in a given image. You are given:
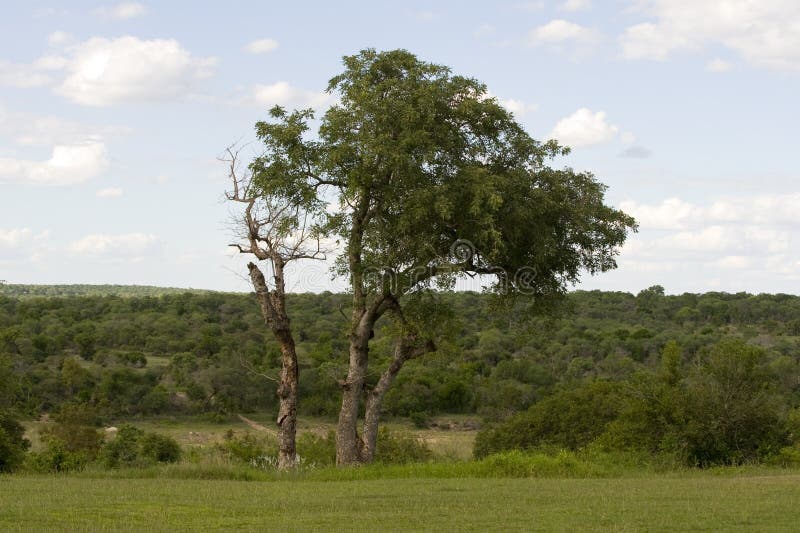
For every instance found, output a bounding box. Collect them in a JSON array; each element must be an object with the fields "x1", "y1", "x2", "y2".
[
  {"x1": 335, "y1": 336, "x2": 369, "y2": 465},
  {"x1": 275, "y1": 329, "x2": 299, "y2": 470},
  {"x1": 248, "y1": 262, "x2": 299, "y2": 470},
  {"x1": 361, "y1": 337, "x2": 435, "y2": 463}
]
